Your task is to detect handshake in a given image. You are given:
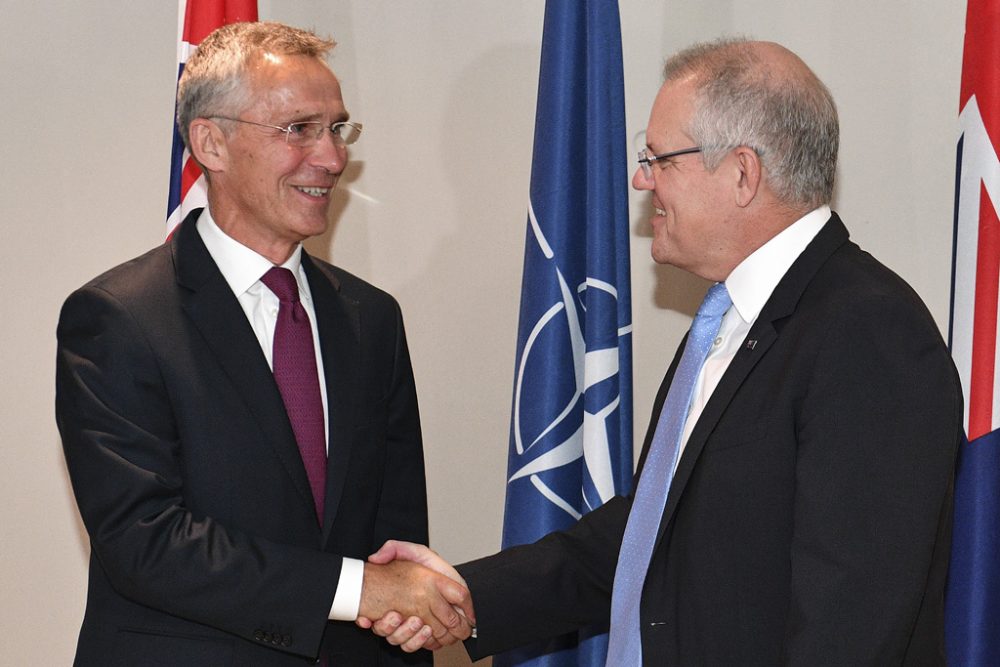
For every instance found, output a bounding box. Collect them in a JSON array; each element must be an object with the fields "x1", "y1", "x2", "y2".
[{"x1": 356, "y1": 540, "x2": 475, "y2": 653}]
